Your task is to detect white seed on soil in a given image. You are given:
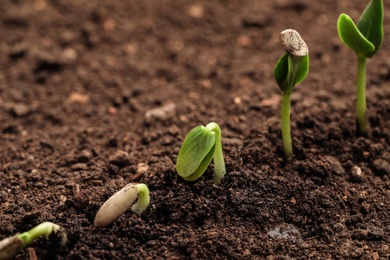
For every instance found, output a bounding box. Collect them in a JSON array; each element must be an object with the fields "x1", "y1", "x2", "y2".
[
  {"x1": 94, "y1": 184, "x2": 139, "y2": 227},
  {"x1": 352, "y1": 165, "x2": 362, "y2": 177},
  {"x1": 0, "y1": 235, "x2": 22, "y2": 260},
  {"x1": 145, "y1": 102, "x2": 176, "y2": 123},
  {"x1": 279, "y1": 29, "x2": 308, "y2": 57}
]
